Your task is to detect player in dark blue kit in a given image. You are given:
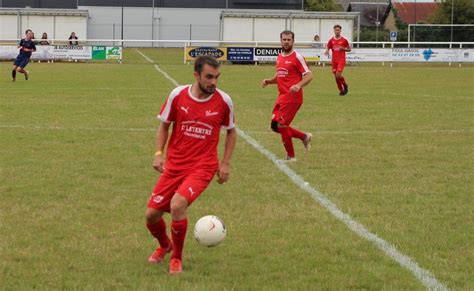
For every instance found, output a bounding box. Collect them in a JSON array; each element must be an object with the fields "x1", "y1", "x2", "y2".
[{"x1": 12, "y1": 29, "x2": 36, "y2": 82}]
